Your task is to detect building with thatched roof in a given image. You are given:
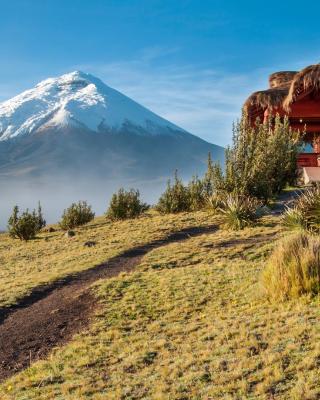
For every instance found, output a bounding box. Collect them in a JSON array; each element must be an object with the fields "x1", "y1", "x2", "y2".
[{"x1": 244, "y1": 64, "x2": 320, "y2": 182}]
